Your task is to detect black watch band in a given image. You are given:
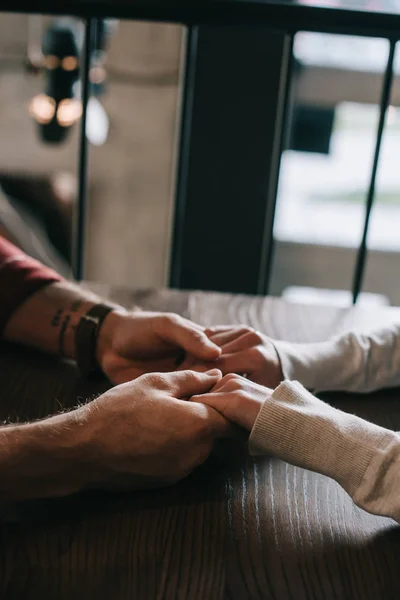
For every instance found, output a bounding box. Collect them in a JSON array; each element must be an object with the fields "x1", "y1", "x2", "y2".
[{"x1": 75, "y1": 303, "x2": 114, "y2": 376}]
